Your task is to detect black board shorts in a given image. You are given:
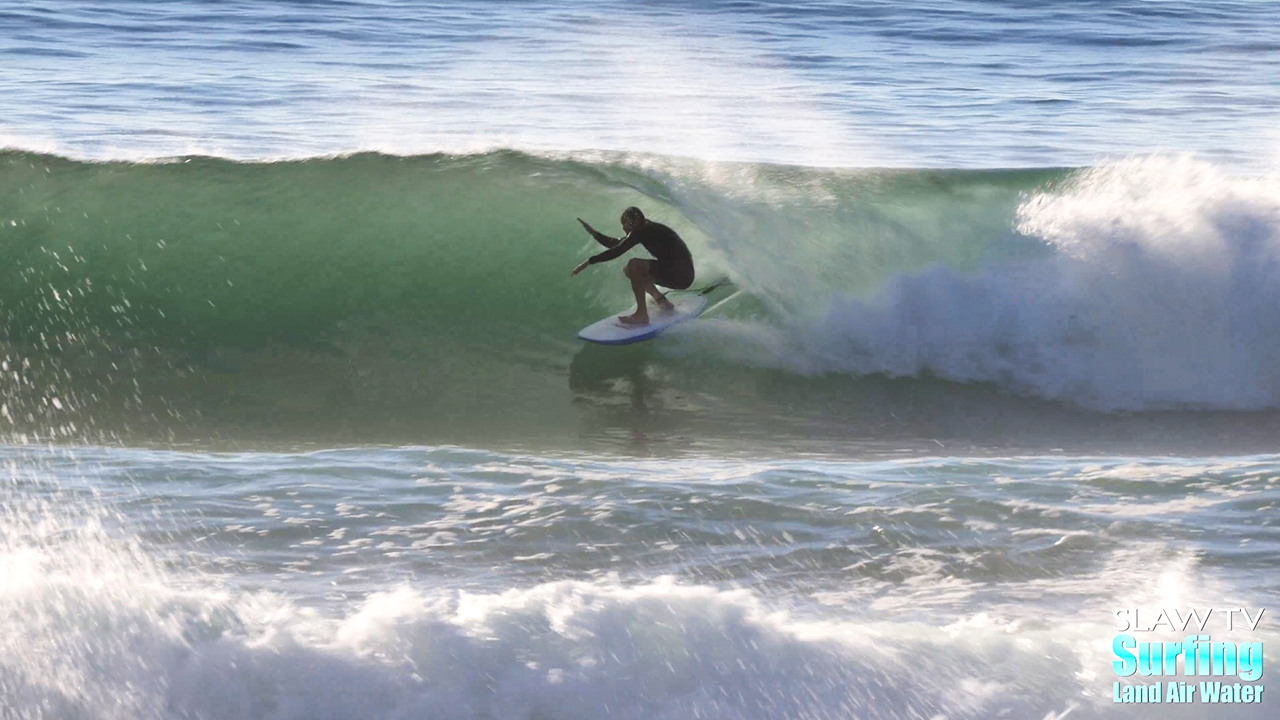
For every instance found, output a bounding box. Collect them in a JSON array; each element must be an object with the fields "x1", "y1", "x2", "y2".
[{"x1": 648, "y1": 259, "x2": 694, "y2": 290}]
